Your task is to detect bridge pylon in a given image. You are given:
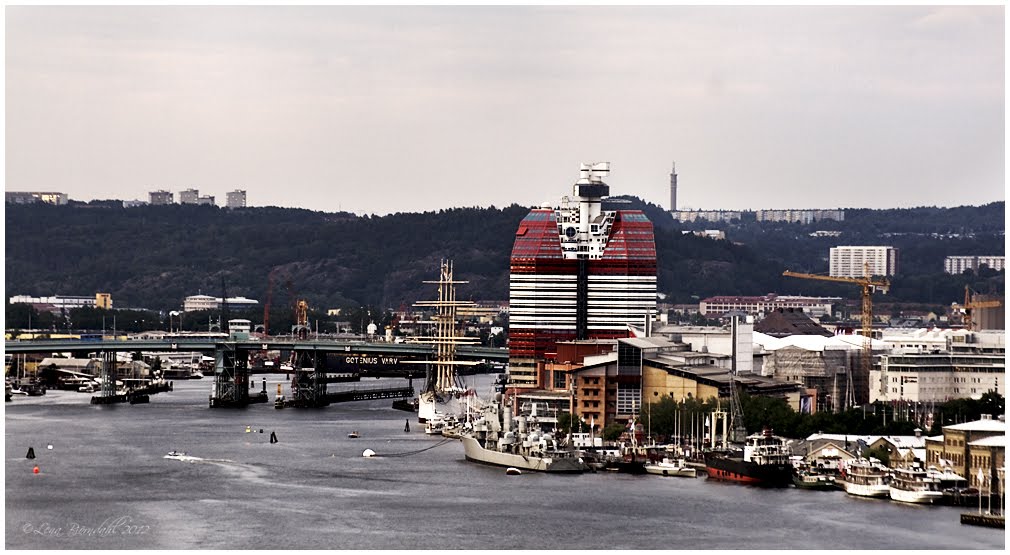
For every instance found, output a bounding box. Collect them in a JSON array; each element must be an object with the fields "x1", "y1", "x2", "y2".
[{"x1": 210, "y1": 344, "x2": 251, "y2": 408}]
